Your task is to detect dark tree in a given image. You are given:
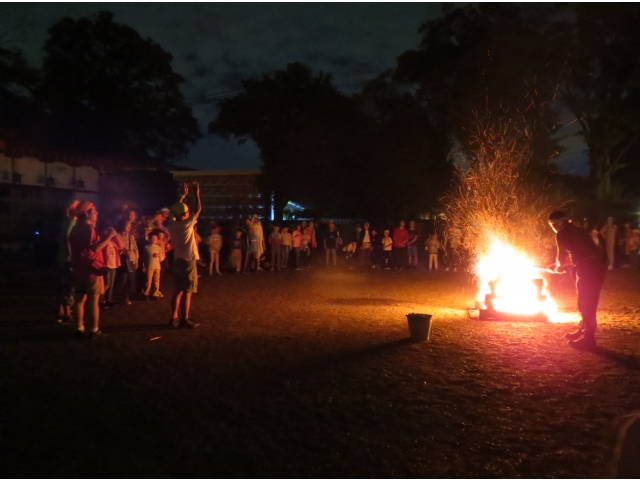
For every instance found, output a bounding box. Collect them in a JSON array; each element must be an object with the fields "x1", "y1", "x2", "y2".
[
  {"x1": 394, "y1": 4, "x2": 562, "y2": 174},
  {"x1": 0, "y1": 46, "x2": 40, "y2": 129},
  {"x1": 353, "y1": 72, "x2": 452, "y2": 220},
  {"x1": 209, "y1": 62, "x2": 357, "y2": 219},
  {"x1": 38, "y1": 11, "x2": 200, "y2": 164},
  {"x1": 547, "y1": 4, "x2": 640, "y2": 199}
]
